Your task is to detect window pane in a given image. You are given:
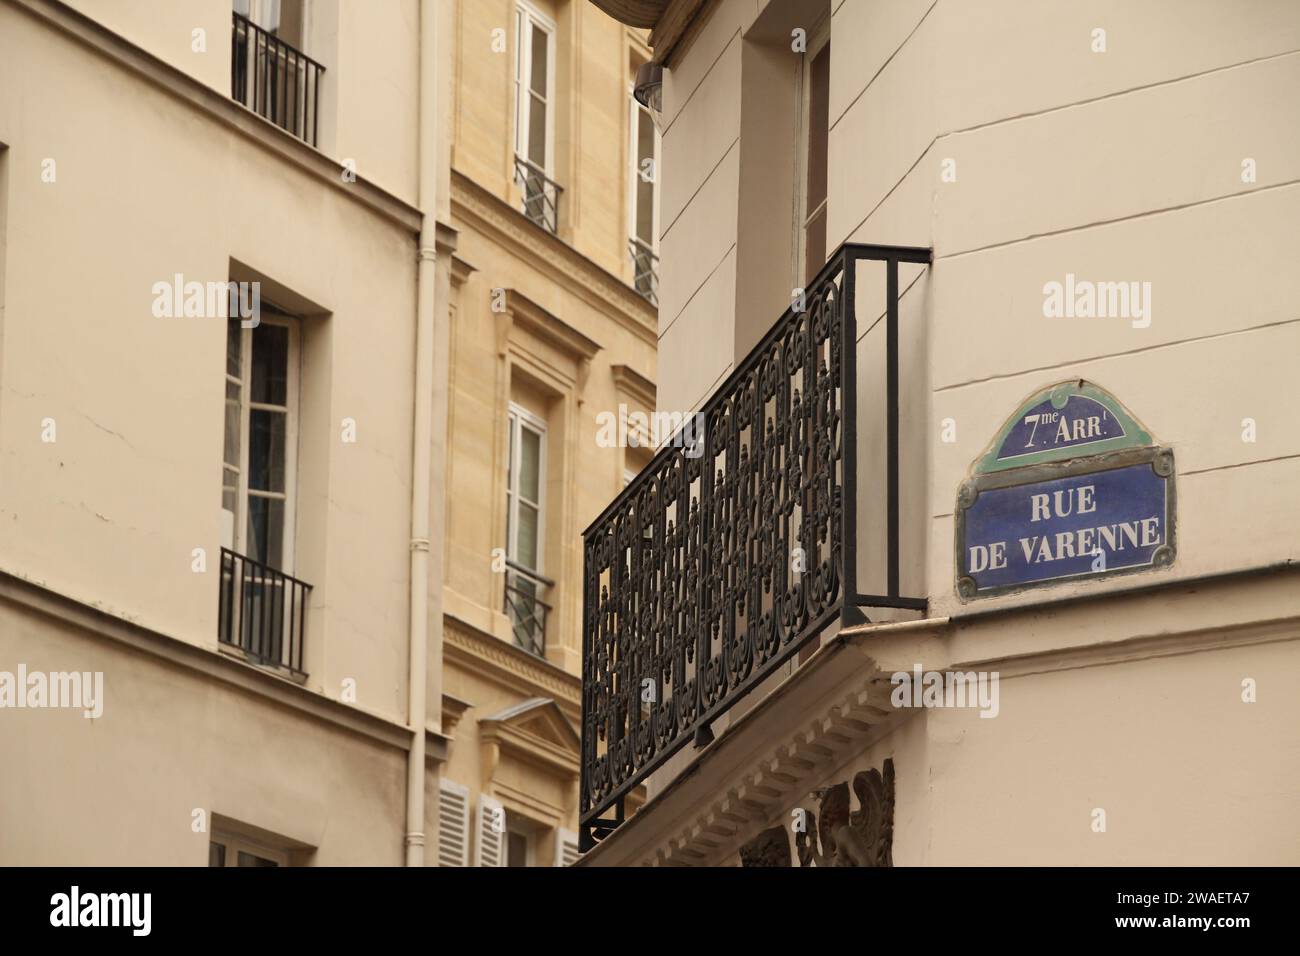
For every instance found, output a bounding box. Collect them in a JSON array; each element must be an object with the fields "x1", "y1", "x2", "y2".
[
  {"x1": 806, "y1": 43, "x2": 830, "y2": 215},
  {"x1": 519, "y1": 427, "x2": 541, "y2": 502},
  {"x1": 223, "y1": 395, "x2": 241, "y2": 470},
  {"x1": 226, "y1": 320, "x2": 243, "y2": 378},
  {"x1": 246, "y1": 494, "x2": 285, "y2": 567},
  {"x1": 250, "y1": 323, "x2": 289, "y2": 405},
  {"x1": 636, "y1": 108, "x2": 656, "y2": 243},
  {"x1": 528, "y1": 94, "x2": 546, "y2": 167},
  {"x1": 516, "y1": 502, "x2": 538, "y2": 569},
  {"x1": 507, "y1": 831, "x2": 528, "y2": 867},
  {"x1": 222, "y1": 466, "x2": 239, "y2": 514},
  {"x1": 530, "y1": 26, "x2": 548, "y2": 96},
  {"x1": 237, "y1": 851, "x2": 279, "y2": 867},
  {"x1": 247, "y1": 409, "x2": 286, "y2": 492},
  {"x1": 209, "y1": 842, "x2": 227, "y2": 867}
]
